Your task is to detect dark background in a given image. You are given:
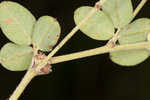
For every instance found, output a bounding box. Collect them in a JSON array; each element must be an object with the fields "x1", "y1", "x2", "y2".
[{"x1": 0, "y1": 0, "x2": 150, "y2": 100}]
